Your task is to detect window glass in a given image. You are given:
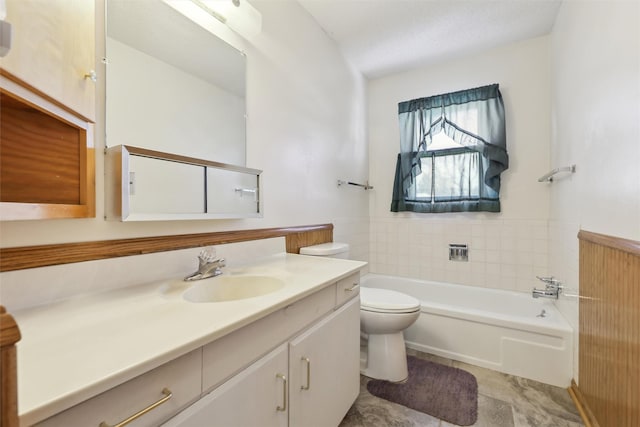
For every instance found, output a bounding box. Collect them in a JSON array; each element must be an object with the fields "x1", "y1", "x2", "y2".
[{"x1": 415, "y1": 150, "x2": 480, "y2": 203}]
